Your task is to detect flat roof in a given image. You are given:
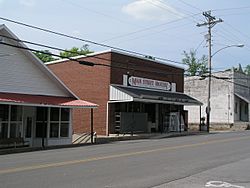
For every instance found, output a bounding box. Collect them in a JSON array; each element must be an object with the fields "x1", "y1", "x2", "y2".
[{"x1": 45, "y1": 49, "x2": 184, "y2": 70}]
